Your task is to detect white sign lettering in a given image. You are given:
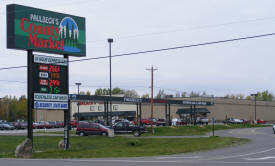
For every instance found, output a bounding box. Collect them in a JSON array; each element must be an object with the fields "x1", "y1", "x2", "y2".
[
  {"x1": 34, "y1": 93, "x2": 68, "y2": 102},
  {"x1": 39, "y1": 72, "x2": 48, "y2": 78},
  {"x1": 34, "y1": 54, "x2": 68, "y2": 66},
  {"x1": 34, "y1": 101, "x2": 68, "y2": 110}
]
